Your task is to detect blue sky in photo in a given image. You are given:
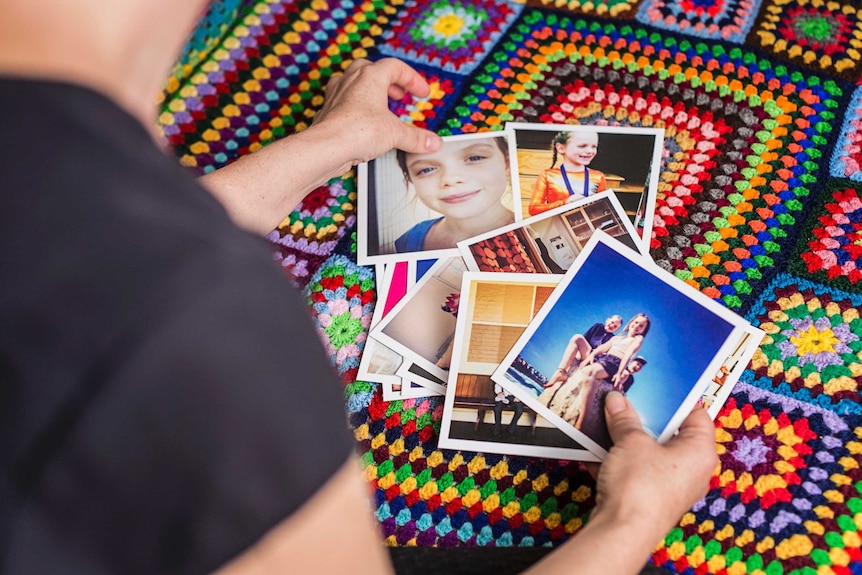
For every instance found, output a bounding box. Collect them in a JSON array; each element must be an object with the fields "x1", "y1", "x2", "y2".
[{"x1": 513, "y1": 241, "x2": 735, "y2": 435}]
